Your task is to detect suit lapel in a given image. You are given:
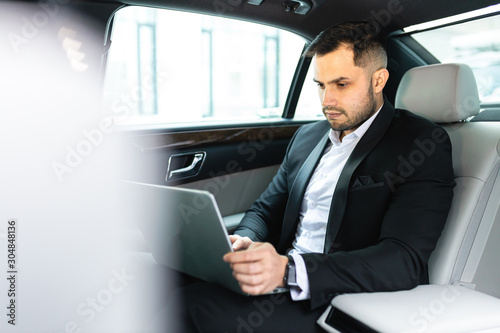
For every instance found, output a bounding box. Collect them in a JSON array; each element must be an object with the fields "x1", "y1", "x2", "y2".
[
  {"x1": 323, "y1": 100, "x2": 395, "y2": 253},
  {"x1": 277, "y1": 130, "x2": 330, "y2": 252}
]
